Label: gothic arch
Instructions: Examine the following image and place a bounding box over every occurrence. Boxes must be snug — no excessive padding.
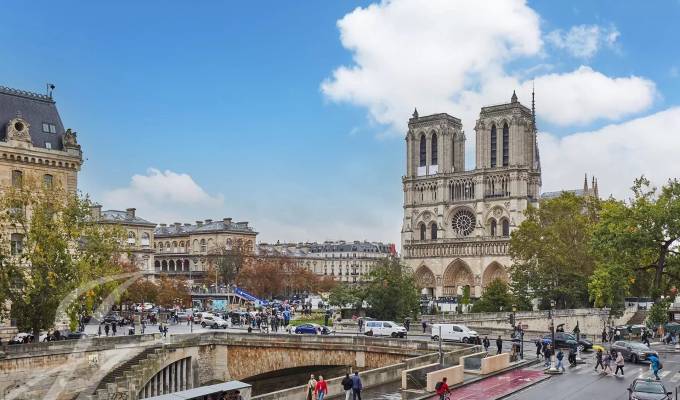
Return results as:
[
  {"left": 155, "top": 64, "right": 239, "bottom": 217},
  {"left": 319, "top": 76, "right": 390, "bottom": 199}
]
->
[
  {"left": 482, "top": 261, "right": 508, "bottom": 288},
  {"left": 414, "top": 265, "right": 436, "bottom": 289},
  {"left": 442, "top": 259, "right": 474, "bottom": 296}
]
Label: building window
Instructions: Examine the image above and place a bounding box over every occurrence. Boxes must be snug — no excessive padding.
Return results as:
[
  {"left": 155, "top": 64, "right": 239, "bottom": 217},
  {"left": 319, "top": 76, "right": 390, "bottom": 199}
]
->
[
  {"left": 127, "top": 231, "right": 136, "bottom": 246},
  {"left": 45, "top": 142, "right": 52, "bottom": 150},
  {"left": 419, "top": 134, "right": 426, "bottom": 167},
  {"left": 42, "top": 123, "right": 56, "bottom": 133},
  {"left": 11, "top": 170, "right": 22, "bottom": 187},
  {"left": 141, "top": 232, "right": 150, "bottom": 247},
  {"left": 200, "top": 239, "right": 207, "bottom": 253},
  {"left": 419, "top": 223, "right": 426, "bottom": 240},
  {"left": 490, "top": 219, "right": 497, "bottom": 236},
  {"left": 490, "top": 125, "right": 497, "bottom": 167},
  {"left": 43, "top": 174, "right": 53, "bottom": 189},
  {"left": 502, "top": 123, "right": 509, "bottom": 167},
  {"left": 10, "top": 233, "right": 23, "bottom": 255},
  {"left": 431, "top": 133, "right": 438, "bottom": 165},
  {"left": 502, "top": 219, "right": 510, "bottom": 237},
  {"left": 430, "top": 223, "right": 437, "bottom": 240}
]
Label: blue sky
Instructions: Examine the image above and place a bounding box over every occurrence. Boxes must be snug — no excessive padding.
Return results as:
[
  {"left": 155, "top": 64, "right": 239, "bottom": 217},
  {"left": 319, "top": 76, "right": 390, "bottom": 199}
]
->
[{"left": 2, "top": 1, "right": 679, "bottom": 246}]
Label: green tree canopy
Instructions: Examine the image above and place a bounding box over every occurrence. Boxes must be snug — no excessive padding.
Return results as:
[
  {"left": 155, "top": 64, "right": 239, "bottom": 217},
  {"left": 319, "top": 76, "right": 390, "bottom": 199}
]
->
[
  {"left": 509, "top": 192, "right": 599, "bottom": 309},
  {"left": 363, "top": 258, "right": 420, "bottom": 321},
  {"left": 471, "top": 278, "right": 512, "bottom": 313}
]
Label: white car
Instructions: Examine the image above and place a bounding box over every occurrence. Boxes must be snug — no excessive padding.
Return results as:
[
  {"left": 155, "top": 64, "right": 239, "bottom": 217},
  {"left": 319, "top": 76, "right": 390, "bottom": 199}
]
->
[
  {"left": 365, "top": 321, "right": 407, "bottom": 338},
  {"left": 201, "top": 315, "right": 228, "bottom": 329},
  {"left": 431, "top": 323, "right": 478, "bottom": 343}
]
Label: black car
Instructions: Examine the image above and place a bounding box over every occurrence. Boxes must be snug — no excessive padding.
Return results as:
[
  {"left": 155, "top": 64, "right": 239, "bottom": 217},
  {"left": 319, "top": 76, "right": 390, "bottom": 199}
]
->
[
  {"left": 628, "top": 378, "right": 672, "bottom": 400},
  {"left": 542, "top": 332, "right": 593, "bottom": 352}
]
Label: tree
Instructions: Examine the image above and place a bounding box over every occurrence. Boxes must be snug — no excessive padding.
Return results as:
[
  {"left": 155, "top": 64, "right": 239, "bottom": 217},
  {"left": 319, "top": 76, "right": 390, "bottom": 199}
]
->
[
  {"left": 471, "top": 279, "right": 512, "bottom": 313},
  {"left": 207, "top": 243, "right": 247, "bottom": 286},
  {"left": 328, "top": 284, "right": 365, "bottom": 310},
  {"left": 0, "top": 179, "right": 124, "bottom": 337},
  {"left": 363, "top": 258, "right": 419, "bottom": 320},
  {"left": 156, "top": 276, "right": 190, "bottom": 308},
  {"left": 509, "top": 192, "right": 599, "bottom": 309},
  {"left": 237, "top": 255, "right": 287, "bottom": 298},
  {"left": 590, "top": 177, "right": 680, "bottom": 302},
  {"left": 647, "top": 297, "right": 671, "bottom": 329}
]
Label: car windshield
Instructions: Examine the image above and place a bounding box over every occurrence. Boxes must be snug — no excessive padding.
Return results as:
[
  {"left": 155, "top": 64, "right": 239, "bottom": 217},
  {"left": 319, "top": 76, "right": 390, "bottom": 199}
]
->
[
  {"left": 634, "top": 381, "right": 665, "bottom": 394},
  {"left": 629, "top": 343, "right": 650, "bottom": 350}
]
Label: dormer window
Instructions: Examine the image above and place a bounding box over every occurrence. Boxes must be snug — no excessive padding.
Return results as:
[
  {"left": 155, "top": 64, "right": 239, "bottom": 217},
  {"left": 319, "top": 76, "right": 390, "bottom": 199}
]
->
[
  {"left": 42, "top": 123, "right": 57, "bottom": 134},
  {"left": 45, "top": 142, "right": 52, "bottom": 150}
]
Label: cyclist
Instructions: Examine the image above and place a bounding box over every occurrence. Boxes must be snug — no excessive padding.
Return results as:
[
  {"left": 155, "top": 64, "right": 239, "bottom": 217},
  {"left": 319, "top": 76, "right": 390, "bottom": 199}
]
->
[{"left": 435, "top": 377, "right": 449, "bottom": 400}]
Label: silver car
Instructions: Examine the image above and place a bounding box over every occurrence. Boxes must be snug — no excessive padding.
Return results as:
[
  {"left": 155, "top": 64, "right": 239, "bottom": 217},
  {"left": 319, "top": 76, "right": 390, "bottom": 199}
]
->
[{"left": 611, "top": 340, "right": 658, "bottom": 363}]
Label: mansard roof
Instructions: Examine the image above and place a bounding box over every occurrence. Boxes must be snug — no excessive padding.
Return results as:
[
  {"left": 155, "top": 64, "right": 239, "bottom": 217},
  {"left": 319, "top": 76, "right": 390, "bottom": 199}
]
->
[
  {"left": 154, "top": 219, "right": 257, "bottom": 237},
  {"left": 100, "top": 210, "right": 156, "bottom": 227},
  {"left": 0, "top": 85, "right": 67, "bottom": 150}
]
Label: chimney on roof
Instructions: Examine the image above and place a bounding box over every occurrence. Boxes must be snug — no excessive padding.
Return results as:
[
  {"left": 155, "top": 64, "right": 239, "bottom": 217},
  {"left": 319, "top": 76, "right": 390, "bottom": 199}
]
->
[
  {"left": 174, "top": 222, "right": 181, "bottom": 228},
  {"left": 237, "top": 221, "right": 248, "bottom": 227},
  {"left": 196, "top": 221, "right": 203, "bottom": 226},
  {"left": 223, "top": 217, "right": 232, "bottom": 225},
  {"left": 160, "top": 223, "right": 167, "bottom": 227},
  {"left": 184, "top": 223, "right": 191, "bottom": 226},
  {"left": 126, "top": 208, "right": 136, "bottom": 219},
  {"left": 90, "top": 204, "right": 102, "bottom": 220},
  {"left": 204, "top": 219, "right": 212, "bottom": 224}
]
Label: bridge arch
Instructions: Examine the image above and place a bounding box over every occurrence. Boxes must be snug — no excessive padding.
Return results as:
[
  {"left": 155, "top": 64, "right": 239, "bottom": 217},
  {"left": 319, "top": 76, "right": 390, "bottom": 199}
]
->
[{"left": 138, "top": 354, "right": 194, "bottom": 399}]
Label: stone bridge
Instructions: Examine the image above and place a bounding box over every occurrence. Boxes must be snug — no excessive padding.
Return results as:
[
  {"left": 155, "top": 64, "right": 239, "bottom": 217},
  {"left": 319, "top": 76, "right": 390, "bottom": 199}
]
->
[{"left": 0, "top": 332, "right": 457, "bottom": 400}]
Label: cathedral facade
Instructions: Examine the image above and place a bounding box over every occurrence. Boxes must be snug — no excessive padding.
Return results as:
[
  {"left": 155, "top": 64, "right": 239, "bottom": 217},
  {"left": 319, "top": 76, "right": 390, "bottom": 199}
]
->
[{"left": 401, "top": 92, "right": 541, "bottom": 299}]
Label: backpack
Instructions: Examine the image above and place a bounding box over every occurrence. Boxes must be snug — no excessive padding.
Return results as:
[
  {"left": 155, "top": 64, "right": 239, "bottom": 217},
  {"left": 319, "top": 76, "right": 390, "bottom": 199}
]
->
[{"left": 435, "top": 381, "right": 443, "bottom": 391}]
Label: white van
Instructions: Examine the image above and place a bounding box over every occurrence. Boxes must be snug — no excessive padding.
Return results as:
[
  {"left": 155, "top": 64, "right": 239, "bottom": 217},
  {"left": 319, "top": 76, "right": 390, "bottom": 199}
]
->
[
  {"left": 365, "top": 321, "right": 407, "bottom": 338},
  {"left": 431, "top": 323, "right": 478, "bottom": 343}
]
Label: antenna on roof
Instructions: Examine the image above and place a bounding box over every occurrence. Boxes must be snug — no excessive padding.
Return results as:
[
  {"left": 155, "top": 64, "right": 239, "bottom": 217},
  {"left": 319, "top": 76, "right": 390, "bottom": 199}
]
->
[{"left": 46, "top": 83, "right": 55, "bottom": 99}]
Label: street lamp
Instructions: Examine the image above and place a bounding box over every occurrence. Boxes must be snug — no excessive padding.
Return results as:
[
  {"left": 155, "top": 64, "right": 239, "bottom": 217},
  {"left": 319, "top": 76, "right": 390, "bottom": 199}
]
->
[{"left": 549, "top": 299, "right": 557, "bottom": 372}]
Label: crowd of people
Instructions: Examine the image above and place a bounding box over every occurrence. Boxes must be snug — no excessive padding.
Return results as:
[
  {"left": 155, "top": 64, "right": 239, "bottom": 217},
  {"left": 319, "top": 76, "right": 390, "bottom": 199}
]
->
[{"left": 307, "top": 371, "right": 363, "bottom": 400}]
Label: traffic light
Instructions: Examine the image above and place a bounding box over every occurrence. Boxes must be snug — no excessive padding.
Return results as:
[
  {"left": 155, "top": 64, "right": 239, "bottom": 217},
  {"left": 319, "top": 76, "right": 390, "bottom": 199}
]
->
[{"left": 508, "top": 313, "right": 515, "bottom": 327}]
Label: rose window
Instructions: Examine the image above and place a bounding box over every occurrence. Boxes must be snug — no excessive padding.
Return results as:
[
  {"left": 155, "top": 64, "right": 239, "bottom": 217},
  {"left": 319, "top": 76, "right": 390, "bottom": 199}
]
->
[{"left": 451, "top": 209, "right": 475, "bottom": 236}]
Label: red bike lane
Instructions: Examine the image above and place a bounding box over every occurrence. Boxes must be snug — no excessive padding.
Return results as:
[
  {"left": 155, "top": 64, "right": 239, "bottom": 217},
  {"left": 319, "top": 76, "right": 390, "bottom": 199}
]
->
[{"left": 430, "top": 369, "right": 548, "bottom": 400}]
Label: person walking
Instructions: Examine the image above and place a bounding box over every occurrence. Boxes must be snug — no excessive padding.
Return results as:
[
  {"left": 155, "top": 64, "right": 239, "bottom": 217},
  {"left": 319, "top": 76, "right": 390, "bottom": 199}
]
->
[
  {"left": 601, "top": 328, "right": 607, "bottom": 343},
  {"left": 306, "top": 374, "right": 317, "bottom": 400},
  {"left": 614, "top": 351, "right": 625, "bottom": 376},
  {"left": 351, "top": 371, "right": 363, "bottom": 400},
  {"left": 603, "top": 351, "right": 613, "bottom": 374},
  {"left": 341, "top": 373, "right": 353, "bottom": 400},
  {"left": 404, "top": 318, "right": 411, "bottom": 332},
  {"left": 648, "top": 354, "right": 662, "bottom": 380},
  {"left": 535, "top": 339, "right": 542, "bottom": 360},
  {"left": 435, "top": 377, "right": 449, "bottom": 400},
  {"left": 111, "top": 322, "right": 117, "bottom": 336},
  {"left": 594, "top": 348, "right": 604, "bottom": 371},
  {"left": 556, "top": 349, "right": 565, "bottom": 372},
  {"left": 543, "top": 344, "right": 552, "bottom": 368},
  {"left": 641, "top": 329, "right": 650, "bottom": 347},
  {"left": 104, "top": 323, "right": 110, "bottom": 337},
  {"left": 422, "top": 320, "right": 427, "bottom": 333},
  {"left": 483, "top": 336, "right": 490, "bottom": 353},
  {"left": 496, "top": 336, "right": 503, "bottom": 355},
  {"left": 315, "top": 376, "right": 328, "bottom": 400}
]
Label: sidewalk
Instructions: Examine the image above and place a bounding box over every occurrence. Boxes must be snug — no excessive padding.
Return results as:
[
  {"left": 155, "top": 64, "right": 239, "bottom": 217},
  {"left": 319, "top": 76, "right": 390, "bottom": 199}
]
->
[{"left": 427, "top": 369, "right": 548, "bottom": 400}]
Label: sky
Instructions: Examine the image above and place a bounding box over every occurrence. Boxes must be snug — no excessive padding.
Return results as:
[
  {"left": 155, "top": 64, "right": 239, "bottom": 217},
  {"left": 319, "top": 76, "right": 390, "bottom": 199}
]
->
[{"left": 1, "top": 0, "right": 679, "bottom": 247}]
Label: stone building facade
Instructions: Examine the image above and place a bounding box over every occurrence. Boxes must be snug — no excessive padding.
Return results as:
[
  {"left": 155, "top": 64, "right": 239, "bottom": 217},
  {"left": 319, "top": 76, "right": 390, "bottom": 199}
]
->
[
  {"left": 401, "top": 91, "right": 541, "bottom": 299},
  {"left": 257, "top": 241, "right": 396, "bottom": 284},
  {"left": 153, "top": 218, "right": 257, "bottom": 282}
]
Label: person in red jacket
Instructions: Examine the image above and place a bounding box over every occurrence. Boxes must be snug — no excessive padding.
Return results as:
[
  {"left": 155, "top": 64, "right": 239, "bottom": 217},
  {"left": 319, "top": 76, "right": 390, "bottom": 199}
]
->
[
  {"left": 435, "top": 377, "right": 449, "bottom": 400},
  {"left": 315, "top": 375, "right": 329, "bottom": 400}
]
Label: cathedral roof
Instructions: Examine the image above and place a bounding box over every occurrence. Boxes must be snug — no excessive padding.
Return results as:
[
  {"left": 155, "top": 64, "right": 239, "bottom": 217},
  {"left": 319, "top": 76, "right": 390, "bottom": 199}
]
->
[{"left": 0, "top": 85, "right": 67, "bottom": 150}]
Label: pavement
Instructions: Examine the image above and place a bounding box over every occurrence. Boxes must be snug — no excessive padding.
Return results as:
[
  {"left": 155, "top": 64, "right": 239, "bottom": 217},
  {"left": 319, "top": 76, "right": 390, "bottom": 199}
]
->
[{"left": 427, "top": 369, "right": 548, "bottom": 400}]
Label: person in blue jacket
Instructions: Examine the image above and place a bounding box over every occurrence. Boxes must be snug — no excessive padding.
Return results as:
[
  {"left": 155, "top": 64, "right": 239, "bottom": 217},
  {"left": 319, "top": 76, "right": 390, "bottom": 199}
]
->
[{"left": 648, "top": 354, "right": 662, "bottom": 380}]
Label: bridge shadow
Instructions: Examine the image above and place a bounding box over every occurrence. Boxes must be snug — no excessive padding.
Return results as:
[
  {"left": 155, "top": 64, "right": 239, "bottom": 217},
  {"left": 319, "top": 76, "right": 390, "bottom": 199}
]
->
[{"left": 239, "top": 364, "right": 350, "bottom": 396}]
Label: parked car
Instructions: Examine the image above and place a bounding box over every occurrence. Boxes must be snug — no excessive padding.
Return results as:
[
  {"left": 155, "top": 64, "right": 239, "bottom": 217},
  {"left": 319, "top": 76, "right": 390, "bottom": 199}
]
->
[
  {"left": 611, "top": 341, "right": 658, "bottom": 363},
  {"left": 430, "top": 324, "right": 479, "bottom": 343},
  {"left": 364, "top": 321, "right": 407, "bottom": 338},
  {"left": 627, "top": 378, "right": 672, "bottom": 400},
  {"left": 8, "top": 332, "right": 34, "bottom": 344},
  {"left": 294, "top": 323, "right": 332, "bottom": 335},
  {"left": 201, "top": 315, "right": 228, "bottom": 329},
  {"left": 542, "top": 332, "right": 592, "bottom": 352},
  {"left": 103, "top": 313, "right": 124, "bottom": 325},
  {"left": 62, "top": 331, "right": 89, "bottom": 340}
]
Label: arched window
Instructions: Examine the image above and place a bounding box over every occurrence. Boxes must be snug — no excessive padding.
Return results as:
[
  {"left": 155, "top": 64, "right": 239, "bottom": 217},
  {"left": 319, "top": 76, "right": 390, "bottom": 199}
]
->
[
  {"left": 419, "top": 223, "right": 426, "bottom": 240},
  {"left": 490, "top": 124, "right": 497, "bottom": 167},
  {"left": 184, "top": 259, "right": 190, "bottom": 271},
  {"left": 200, "top": 239, "right": 207, "bottom": 253},
  {"left": 490, "top": 219, "right": 497, "bottom": 236},
  {"left": 43, "top": 174, "right": 53, "bottom": 189},
  {"left": 127, "top": 231, "right": 135, "bottom": 246},
  {"left": 502, "top": 123, "right": 509, "bottom": 167},
  {"left": 141, "top": 232, "right": 150, "bottom": 247},
  {"left": 502, "top": 219, "right": 510, "bottom": 237},
  {"left": 430, "top": 223, "right": 438, "bottom": 240},
  {"left": 10, "top": 233, "right": 23, "bottom": 255},
  {"left": 154, "top": 260, "right": 160, "bottom": 270},
  {"left": 225, "top": 238, "right": 233, "bottom": 250},
  {"left": 169, "top": 260, "right": 175, "bottom": 271},
  {"left": 161, "top": 260, "right": 167, "bottom": 271},
  {"left": 193, "top": 239, "right": 199, "bottom": 253},
  {"left": 419, "top": 134, "right": 426, "bottom": 167},
  {"left": 431, "top": 133, "right": 438, "bottom": 165}
]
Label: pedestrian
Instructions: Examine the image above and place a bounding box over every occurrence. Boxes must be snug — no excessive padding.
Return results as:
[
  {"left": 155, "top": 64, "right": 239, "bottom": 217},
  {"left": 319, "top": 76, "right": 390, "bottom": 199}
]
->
[
  {"left": 603, "top": 351, "right": 613, "bottom": 374},
  {"left": 595, "top": 349, "right": 604, "bottom": 371},
  {"left": 351, "top": 371, "right": 363, "bottom": 400},
  {"left": 315, "top": 375, "right": 328, "bottom": 400},
  {"left": 601, "top": 328, "right": 607, "bottom": 343},
  {"left": 358, "top": 318, "right": 364, "bottom": 333},
  {"left": 341, "top": 373, "right": 353, "bottom": 400},
  {"left": 648, "top": 354, "right": 662, "bottom": 380},
  {"left": 98, "top": 324, "right": 101, "bottom": 337},
  {"left": 404, "top": 318, "right": 411, "bottom": 332},
  {"left": 163, "top": 325, "right": 168, "bottom": 338},
  {"left": 543, "top": 344, "right": 552, "bottom": 368},
  {"left": 568, "top": 349, "right": 576, "bottom": 367},
  {"left": 535, "top": 339, "right": 542, "bottom": 360},
  {"left": 111, "top": 323, "right": 117, "bottom": 336},
  {"left": 422, "top": 320, "right": 427, "bottom": 333},
  {"left": 496, "top": 335, "right": 502, "bottom": 355},
  {"left": 483, "top": 336, "right": 490, "bottom": 353},
  {"left": 306, "top": 374, "right": 317, "bottom": 400},
  {"left": 104, "top": 323, "right": 110, "bottom": 336},
  {"left": 614, "top": 351, "right": 624, "bottom": 376},
  {"left": 642, "top": 329, "right": 650, "bottom": 347},
  {"left": 556, "top": 349, "right": 565, "bottom": 372},
  {"left": 435, "top": 376, "right": 449, "bottom": 400}
]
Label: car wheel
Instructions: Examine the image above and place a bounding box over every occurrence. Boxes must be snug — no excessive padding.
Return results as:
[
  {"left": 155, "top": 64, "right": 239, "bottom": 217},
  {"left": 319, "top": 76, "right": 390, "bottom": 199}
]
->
[
  {"left": 462, "top": 337, "right": 469, "bottom": 343},
  {"left": 577, "top": 344, "right": 584, "bottom": 352},
  {"left": 631, "top": 354, "right": 638, "bottom": 363},
  {"left": 432, "top": 335, "right": 440, "bottom": 341},
  {"left": 391, "top": 332, "right": 398, "bottom": 338},
  {"left": 201, "top": 323, "right": 206, "bottom": 328}
]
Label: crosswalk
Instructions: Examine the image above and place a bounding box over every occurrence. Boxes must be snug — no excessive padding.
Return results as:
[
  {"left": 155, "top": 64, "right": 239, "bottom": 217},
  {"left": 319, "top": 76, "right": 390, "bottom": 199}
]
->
[{"left": 528, "top": 361, "right": 680, "bottom": 381}]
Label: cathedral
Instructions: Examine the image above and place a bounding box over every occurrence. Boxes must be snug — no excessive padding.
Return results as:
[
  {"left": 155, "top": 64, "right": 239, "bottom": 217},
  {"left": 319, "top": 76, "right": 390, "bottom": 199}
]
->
[{"left": 401, "top": 91, "right": 541, "bottom": 299}]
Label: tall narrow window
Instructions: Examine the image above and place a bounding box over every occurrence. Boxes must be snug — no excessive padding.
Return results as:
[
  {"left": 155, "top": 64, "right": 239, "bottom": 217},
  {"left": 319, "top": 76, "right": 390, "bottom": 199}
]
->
[
  {"left": 502, "top": 219, "right": 510, "bottom": 236},
  {"left": 502, "top": 123, "right": 509, "bottom": 166},
  {"left": 200, "top": 239, "right": 207, "bottom": 253},
  {"left": 11, "top": 170, "right": 23, "bottom": 187},
  {"left": 10, "top": 233, "right": 23, "bottom": 255},
  {"left": 490, "top": 125, "right": 497, "bottom": 167},
  {"left": 43, "top": 174, "right": 53, "bottom": 189},
  {"left": 419, "top": 223, "right": 426, "bottom": 240},
  {"left": 431, "top": 223, "right": 438, "bottom": 240},
  {"left": 431, "top": 133, "right": 438, "bottom": 165},
  {"left": 490, "top": 219, "right": 497, "bottom": 236},
  {"left": 419, "top": 134, "right": 426, "bottom": 167}
]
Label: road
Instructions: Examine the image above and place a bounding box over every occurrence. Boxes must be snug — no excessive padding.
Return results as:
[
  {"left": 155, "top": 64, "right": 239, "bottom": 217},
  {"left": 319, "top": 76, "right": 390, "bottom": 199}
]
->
[{"left": 505, "top": 343, "right": 680, "bottom": 400}]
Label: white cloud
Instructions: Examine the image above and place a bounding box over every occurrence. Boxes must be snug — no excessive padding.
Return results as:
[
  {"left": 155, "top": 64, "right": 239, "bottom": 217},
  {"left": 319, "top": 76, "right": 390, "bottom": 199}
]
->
[
  {"left": 322, "top": 0, "right": 655, "bottom": 134},
  {"left": 540, "top": 107, "right": 680, "bottom": 199},
  {"left": 546, "top": 24, "right": 620, "bottom": 59},
  {"left": 102, "top": 168, "right": 224, "bottom": 224}
]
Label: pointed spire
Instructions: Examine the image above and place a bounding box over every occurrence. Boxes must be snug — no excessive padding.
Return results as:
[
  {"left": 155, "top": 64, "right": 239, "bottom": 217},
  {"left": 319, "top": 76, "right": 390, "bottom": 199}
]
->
[
  {"left": 584, "top": 173, "right": 589, "bottom": 193},
  {"left": 594, "top": 178, "right": 599, "bottom": 198},
  {"left": 412, "top": 108, "right": 419, "bottom": 119},
  {"left": 511, "top": 90, "right": 518, "bottom": 103},
  {"left": 531, "top": 81, "right": 536, "bottom": 130}
]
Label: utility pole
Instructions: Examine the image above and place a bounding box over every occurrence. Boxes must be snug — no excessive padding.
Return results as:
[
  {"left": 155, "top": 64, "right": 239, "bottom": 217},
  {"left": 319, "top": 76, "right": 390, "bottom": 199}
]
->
[{"left": 438, "top": 325, "right": 443, "bottom": 365}]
